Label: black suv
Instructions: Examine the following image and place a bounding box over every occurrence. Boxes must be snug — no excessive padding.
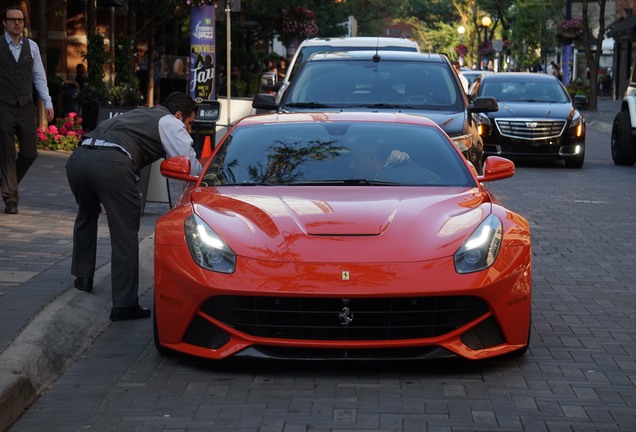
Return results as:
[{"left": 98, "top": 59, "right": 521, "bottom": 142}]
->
[{"left": 253, "top": 51, "right": 498, "bottom": 172}]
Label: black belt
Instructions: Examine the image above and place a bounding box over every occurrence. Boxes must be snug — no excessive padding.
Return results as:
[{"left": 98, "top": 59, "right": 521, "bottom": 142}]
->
[
  {"left": 82, "top": 145, "right": 121, "bottom": 151},
  {"left": 81, "top": 145, "right": 129, "bottom": 158}
]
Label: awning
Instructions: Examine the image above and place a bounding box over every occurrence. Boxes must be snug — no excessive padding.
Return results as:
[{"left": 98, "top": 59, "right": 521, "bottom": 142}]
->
[{"left": 608, "top": 15, "right": 636, "bottom": 39}]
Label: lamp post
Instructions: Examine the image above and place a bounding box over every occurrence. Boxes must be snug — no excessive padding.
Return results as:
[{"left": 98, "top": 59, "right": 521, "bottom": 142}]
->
[
  {"left": 457, "top": 25, "right": 466, "bottom": 66},
  {"left": 480, "top": 16, "right": 491, "bottom": 70}
]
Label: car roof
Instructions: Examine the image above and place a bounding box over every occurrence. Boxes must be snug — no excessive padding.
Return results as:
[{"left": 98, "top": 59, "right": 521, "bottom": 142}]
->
[
  {"left": 480, "top": 72, "right": 560, "bottom": 82},
  {"left": 305, "top": 50, "right": 447, "bottom": 63},
  {"left": 297, "top": 36, "right": 420, "bottom": 50},
  {"left": 238, "top": 111, "right": 440, "bottom": 128}
]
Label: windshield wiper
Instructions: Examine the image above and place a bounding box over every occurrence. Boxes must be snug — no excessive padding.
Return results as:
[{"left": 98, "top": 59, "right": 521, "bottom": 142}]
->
[
  {"left": 284, "top": 102, "right": 330, "bottom": 108},
  {"left": 343, "top": 103, "right": 405, "bottom": 109},
  {"left": 223, "top": 182, "right": 271, "bottom": 186},
  {"left": 288, "top": 179, "right": 403, "bottom": 186}
]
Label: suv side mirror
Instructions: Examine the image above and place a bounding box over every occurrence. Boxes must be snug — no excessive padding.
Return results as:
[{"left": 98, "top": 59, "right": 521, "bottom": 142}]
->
[
  {"left": 252, "top": 93, "right": 278, "bottom": 110},
  {"left": 470, "top": 96, "right": 499, "bottom": 113}
]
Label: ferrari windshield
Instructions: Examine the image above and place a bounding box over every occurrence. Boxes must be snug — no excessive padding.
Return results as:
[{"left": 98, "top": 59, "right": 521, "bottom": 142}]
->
[{"left": 202, "top": 121, "right": 475, "bottom": 187}]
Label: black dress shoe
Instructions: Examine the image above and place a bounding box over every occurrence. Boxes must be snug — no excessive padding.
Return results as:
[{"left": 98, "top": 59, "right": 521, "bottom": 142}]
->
[
  {"left": 74, "top": 277, "right": 93, "bottom": 292},
  {"left": 4, "top": 202, "right": 18, "bottom": 214},
  {"left": 110, "top": 305, "right": 151, "bottom": 322}
]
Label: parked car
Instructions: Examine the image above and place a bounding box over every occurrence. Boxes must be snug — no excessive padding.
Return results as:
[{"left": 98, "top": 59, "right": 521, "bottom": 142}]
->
[
  {"left": 253, "top": 51, "right": 498, "bottom": 173},
  {"left": 260, "top": 36, "right": 420, "bottom": 94},
  {"left": 470, "top": 72, "right": 586, "bottom": 168},
  {"left": 611, "top": 58, "right": 636, "bottom": 165},
  {"left": 154, "top": 111, "right": 532, "bottom": 361}
]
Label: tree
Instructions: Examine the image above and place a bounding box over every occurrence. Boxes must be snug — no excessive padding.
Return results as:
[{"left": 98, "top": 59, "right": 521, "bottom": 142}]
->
[{"left": 580, "top": 0, "right": 607, "bottom": 111}]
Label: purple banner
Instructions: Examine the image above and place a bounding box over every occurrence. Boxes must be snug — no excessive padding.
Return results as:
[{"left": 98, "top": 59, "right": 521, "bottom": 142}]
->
[{"left": 189, "top": 5, "right": 216, "bottom": 101}]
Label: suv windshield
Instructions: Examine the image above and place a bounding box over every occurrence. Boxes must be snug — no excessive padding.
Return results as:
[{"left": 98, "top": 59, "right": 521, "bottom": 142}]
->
[
  {"left": 285, "top": 60, "right": 463, "bottom": 111},
  {"left": 288, "top": 45, "right": 420, "bottom": 83}
]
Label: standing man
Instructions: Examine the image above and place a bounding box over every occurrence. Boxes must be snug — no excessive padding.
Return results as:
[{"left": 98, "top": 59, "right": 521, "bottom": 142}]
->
[
  {"left": 66, "top": 92, "right": 202, "bottom": 321},
  {"left": 0, "top": 5, "right": 54, "bottom": 214}
]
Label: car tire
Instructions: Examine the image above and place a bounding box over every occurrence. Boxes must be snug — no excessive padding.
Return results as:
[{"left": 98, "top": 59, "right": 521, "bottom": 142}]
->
[
  {"left": 565, "top": 147, "right": 585, "bottom": 168},
  {"left": 611, "top": 112, "right": 636, "bottom": 166}
]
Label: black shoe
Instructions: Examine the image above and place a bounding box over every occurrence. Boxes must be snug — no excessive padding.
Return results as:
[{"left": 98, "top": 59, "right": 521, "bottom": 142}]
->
[
  {"left": 74, "top": 277, "right": 93, "bottom": 292},
  {"left": 4, "top": 202, "right": 17, "bottom": 214},
  {"left": 110, "top": 305, "right": 151, "bottom": 322}
]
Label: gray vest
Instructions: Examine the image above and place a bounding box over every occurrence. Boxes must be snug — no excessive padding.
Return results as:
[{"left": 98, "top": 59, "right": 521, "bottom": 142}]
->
[
  {"left": 84, "top": 106, "right": 171, "bottom": 170},
  {"left": 0, "top": 36, "right": 33, "bottom": 106}
]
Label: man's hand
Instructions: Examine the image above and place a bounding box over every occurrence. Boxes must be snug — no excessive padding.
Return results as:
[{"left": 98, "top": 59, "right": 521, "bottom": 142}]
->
[
  {"left": 45, "top": 108, "right": 54, "bottom": 123},
  {"left": 386, "top": 150, "right": 410, "bottom": 165}
]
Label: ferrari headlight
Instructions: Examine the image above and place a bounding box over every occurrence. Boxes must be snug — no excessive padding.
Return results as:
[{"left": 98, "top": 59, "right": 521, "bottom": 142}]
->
[
  {"left": 184, "top": 214, "right": 236, "bottom": 273},
  {"left": 454, "top": 214, "right": 502, "bottom": 274}
]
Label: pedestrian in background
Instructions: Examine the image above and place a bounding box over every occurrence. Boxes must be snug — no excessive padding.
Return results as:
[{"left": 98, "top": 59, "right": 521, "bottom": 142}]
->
[
  {"left": 0, "top": 5, "right": 54, "bottom": 215},
  {"left": 550, "top": 61, "right": 563, "bottom": 81},
  {"left": 66, "top": 92, "right": 202, "bottom": 321},
  {"left": 451, "top": 61, "right": 469, "bottom": 93}
]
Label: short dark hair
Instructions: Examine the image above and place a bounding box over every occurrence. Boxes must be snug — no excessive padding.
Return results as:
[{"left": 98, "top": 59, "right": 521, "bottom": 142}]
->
[
  {"left": 4, "top": 5, "right": 23, "bottom": 20},
  {"left": 162, "top": 92, "right": 198, "bottom": 118}
]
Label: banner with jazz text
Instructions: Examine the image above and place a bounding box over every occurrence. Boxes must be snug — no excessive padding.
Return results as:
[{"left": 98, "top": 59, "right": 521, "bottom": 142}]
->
[{"left": 189, "top": 5, "right": 216, "bottom": 101}]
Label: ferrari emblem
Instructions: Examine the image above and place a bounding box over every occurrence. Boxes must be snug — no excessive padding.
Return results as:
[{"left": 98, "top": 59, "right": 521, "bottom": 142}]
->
[
  {"left": 342, "top": 271, "right": 350, "bottom": 280},
  {"left": 339, "top": 306, "right": 353, "bottom": 326}
]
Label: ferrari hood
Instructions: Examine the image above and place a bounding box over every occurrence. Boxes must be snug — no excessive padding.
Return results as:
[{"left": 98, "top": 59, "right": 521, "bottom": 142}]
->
[
  {"left": 491, "top": 102, "right": 574, "bottom": 119},
  {"left": 190, "top": 187, "right": 491, "bottom": 262}
]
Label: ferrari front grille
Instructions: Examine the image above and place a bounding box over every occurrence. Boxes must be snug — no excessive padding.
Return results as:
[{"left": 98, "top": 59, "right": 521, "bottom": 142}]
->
[
  {"left": 201, "top": 296, "right": 489, "bottom": 341},
  {"left": 495, "top": 118, "right": 566, "bottom": 140}
]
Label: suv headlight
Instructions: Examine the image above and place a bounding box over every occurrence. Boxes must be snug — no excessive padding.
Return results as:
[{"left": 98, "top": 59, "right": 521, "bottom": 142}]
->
[
  {"left": 185, "top": 214, "right": 236, "bottom": 273},
  {"left": 454, "top": 214, "right": 502, "bottom": 274},
  {"left": 569, "top": 112, "right": 585, "bottom": 138}
]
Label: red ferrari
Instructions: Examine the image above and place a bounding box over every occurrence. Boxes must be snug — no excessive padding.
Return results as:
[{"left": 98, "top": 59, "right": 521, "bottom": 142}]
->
[{"left": 154, "top": 112, "right": 532, "bottom": 361}]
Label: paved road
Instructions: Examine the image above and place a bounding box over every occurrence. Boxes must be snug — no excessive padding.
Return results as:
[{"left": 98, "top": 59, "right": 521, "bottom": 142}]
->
[{"left": 3, "top": 99, "right": 636, "bottom": 431}]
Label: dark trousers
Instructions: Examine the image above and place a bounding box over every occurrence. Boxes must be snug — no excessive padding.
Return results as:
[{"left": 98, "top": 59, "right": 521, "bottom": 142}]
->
[
  {"left": 0, "top": 101, "right": 38, "bottom": 205},
  {"left": 66, "top": 146, "right": 142, "bottom": 308}
]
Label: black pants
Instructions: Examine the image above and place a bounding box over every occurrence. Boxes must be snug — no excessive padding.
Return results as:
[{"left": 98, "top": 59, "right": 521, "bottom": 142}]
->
[
  {"left": 66, "top": 146, "right": 142, "bottom": 308},
  {"left": 0, "top": 101, "right": 38, "bottom": 205}
]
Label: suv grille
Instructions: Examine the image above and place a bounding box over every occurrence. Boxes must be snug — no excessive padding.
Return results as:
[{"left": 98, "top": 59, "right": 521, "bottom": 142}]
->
[
  {"left": 495, "top": 118, "right": 566, "bottom": 140},
  {"left": 201, "top": 295, "right": 489, "bottom": 341}
]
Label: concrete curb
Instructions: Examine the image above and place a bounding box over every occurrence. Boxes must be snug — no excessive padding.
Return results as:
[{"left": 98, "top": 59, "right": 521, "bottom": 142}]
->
[{"left": 0, "top": 236, "right": 154, "bottom": 432}]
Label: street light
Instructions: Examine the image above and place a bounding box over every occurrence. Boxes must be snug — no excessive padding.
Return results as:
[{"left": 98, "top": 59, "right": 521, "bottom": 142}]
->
[
  {"left": 480, "top": 16, "right": 492, "bottom": 70},
  {"left": 481, "top": 16, "right": 492, "bottom": 42},
  {"left": 457, "top": 25, "right": 466, "bottom": 66},
  {"left": 457, "top": 25, "right": 465, "bottom": 43}
]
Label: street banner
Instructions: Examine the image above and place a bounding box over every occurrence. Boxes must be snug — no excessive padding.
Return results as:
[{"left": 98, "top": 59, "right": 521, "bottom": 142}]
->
[{"left": 190, "top": 5, "right": 216, "bottom": 101}]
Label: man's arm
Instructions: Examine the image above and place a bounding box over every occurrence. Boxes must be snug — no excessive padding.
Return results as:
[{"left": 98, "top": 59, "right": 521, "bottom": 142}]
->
[
  {"left": 30, "top": 40, "right": 54, "bottom": 122},
  {"left": 158, "top": 115, "right": 203, "bottom": 175}
]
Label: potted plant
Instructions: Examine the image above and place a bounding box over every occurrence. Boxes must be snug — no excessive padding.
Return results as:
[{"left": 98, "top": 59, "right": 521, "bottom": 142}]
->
[{"left": 79, "top": 33, "right": 110, "bottom": 131}]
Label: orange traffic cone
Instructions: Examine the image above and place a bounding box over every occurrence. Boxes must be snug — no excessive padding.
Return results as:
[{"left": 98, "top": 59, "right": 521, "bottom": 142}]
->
[{"left": 201, "top": 136, "right": 212, "bottom": 158}]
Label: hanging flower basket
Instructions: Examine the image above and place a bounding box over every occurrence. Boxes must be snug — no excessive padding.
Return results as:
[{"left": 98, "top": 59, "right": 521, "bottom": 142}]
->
[
  {"left": 183, "top": 0, "right": 216, "bottom": 6},
  {"left": 558, "top": 18, "right": 584, "bottom": 41},
  {"left": 454, "top": 44, "right": 468, "bottom": 57},
  {"left": 273, "top": 6, "right": 319, "bottom": 40},
  {"left": 478, "top": 41, "right": 494, "bottom": 58}
]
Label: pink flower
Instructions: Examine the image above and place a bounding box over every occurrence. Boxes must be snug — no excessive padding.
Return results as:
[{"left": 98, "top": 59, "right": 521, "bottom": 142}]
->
[{"left": 48, "top": 125, "right": 59, "bottom": 134}]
